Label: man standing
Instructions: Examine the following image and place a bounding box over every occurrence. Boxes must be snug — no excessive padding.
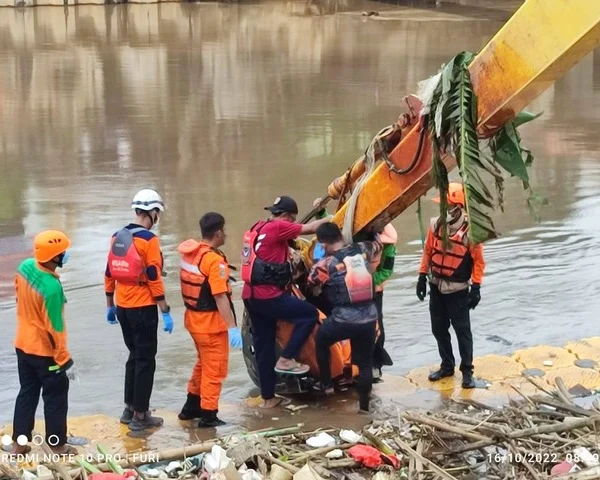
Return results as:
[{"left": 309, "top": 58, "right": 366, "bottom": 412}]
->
[
  {"left": 308, "top": 223, "right": 382, "bottom": 413},
  {"left": 241, "top": 196, "right": 330, "bottom": 408},
  {"left": 104, "top": 189, "right": 174, "bottom": 431},
  {"left": 416, "top": 183, "right": 485, "bottom": 389},
  {"left": 177, "top": 212, "right": 242, "bottom": 427},
  {"left": 12, "top": 230, "right": 77, "bottom": 455}
]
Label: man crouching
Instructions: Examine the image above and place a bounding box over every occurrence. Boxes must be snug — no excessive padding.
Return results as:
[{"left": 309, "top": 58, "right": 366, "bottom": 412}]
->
[{"left": 307, "top": 223, "right": 382, "bottom": 413}]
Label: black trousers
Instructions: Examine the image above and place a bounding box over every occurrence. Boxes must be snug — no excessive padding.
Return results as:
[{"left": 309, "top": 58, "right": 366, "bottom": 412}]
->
[
  {"left": 315, "top": 318, "right": 376, "bottom": 411},
  {"left": 117, "top": 305, "right": 158, "bottom": 412},
  {"left": 372, "top": 292, "right": 393, "bottom": 370},
  {"left": 13, "top": 349, "right": 69, "bottom": 446},
  {"left": 429, "top": 284, "right": 473, "bottom": 375}
]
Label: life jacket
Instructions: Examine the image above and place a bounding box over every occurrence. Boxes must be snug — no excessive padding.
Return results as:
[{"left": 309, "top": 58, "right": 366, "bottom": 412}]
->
[
  {"left": 240, "top": 221, "right": 291, "bottom": 289},
  {"left": 430, "top": 219, "right": 473, "bottom": 283},
  {"left": 324, "top": 245, "right": 374, "bottom": 307},
  {"left": 178, "top": 240, "right": 232, "bottom": 313},
  {"left": 107, "top": 227, "right": 146, "bottom": 284}
]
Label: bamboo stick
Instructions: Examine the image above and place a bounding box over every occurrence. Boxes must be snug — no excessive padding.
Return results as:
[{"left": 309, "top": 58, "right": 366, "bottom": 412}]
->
[
  {"left": 402, "top": 413, "right": 491, "bottom": 443},
  {"left": 394, "top": 437, "right": 458, "bottom": 480}
]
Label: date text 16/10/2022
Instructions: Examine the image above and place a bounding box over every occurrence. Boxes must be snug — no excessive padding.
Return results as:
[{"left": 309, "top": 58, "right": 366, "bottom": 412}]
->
[{"left": 487, "top": 452, "right": 562, "bottom": 464}]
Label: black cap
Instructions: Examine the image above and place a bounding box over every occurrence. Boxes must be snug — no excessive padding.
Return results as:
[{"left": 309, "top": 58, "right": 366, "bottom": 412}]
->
[{"left": 264, "top": 196, "right": 299, "bottom": 215}]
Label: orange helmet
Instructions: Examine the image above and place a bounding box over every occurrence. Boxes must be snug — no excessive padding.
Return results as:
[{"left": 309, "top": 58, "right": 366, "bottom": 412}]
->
[
  {"left": 432, "top": 183, "right": 465, "bottom": 207},
  {"left": 34, "top": 230, "right": 71, "bottom": 263}
]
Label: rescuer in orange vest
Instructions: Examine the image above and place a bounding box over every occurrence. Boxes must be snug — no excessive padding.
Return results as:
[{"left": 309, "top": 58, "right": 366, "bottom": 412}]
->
[
  {"left": 177, "top": 212, "right": 242, "bottom": 428},
  {"left": 416, "top": 183, "right": 485, "bottom": 389},
  {"left": 12, "top": 230, "right": 77, "bottom": 455}
]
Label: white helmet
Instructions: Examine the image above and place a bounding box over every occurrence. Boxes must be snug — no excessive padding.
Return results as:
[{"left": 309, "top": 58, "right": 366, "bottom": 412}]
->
[{"left": 131, "top": 189, "right": 165, "bottom": 212}]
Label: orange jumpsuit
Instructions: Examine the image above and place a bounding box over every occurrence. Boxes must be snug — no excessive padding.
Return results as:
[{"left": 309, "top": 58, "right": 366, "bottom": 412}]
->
[{"left": 178, "top": 240, "right": 233, "bottom": 412}]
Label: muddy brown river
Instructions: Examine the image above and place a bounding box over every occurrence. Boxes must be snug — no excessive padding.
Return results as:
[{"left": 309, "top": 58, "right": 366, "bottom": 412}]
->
[{"left": 1, "top": 0, "right": 600, "bottom": 427}]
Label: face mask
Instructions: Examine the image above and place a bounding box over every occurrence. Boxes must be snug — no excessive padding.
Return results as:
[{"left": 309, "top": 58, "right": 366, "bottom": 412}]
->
[{"left": 58, "top": 250, "right": 70, "bottom": 268}]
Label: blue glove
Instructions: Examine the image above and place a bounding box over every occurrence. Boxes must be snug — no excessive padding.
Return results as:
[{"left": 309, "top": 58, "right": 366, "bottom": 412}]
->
[
  {"left": 228, "top": 328, "right": 243, "bottom": 349},
  {"left": 107, "top": 306, "right": 118, "bottom": 325},
  {"left": 162, "top": 312, "right": 174, "bottom": 334}
]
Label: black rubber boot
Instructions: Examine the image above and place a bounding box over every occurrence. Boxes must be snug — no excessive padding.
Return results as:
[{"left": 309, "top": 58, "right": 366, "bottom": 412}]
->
[
  {"left": 178, "top": 393, "right": 202, "bottom": 421},
  {"left": 198, "top": 410, "right": 226, "bottom": 428},
  {"left": 462, "top": 373, "right": 476, "bottom": 389},
  {"left": 428, "top": 369, "right": 455, "bottom": 382}
]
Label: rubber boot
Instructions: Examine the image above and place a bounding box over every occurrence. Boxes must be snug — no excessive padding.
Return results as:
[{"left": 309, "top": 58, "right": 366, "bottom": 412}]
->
[
  {"left": 428, "top": 369, "right": 454, "bottom": 382},
  {"left": 462, "top": 372, "right": 476, "bottom": 389},
  {"left": 198, "top": 410, "right": 226, "bottom": 428},
  {"left": 178, "top": 393, "right": 203, "bottom": 420}
]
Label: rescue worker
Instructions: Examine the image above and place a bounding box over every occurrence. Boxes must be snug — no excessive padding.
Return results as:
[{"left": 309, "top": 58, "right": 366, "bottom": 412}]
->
[
  {"left": 12, "top": 230, "right": 77, "bottom": 455},
  {"left": 416, "top": 183, "right": 485, "bottom": 389},
  {"left": 311, "top": 198, "right": 396, "bottom": 381},
  {"left": 372, "top": 224, "right": 397, "bottom": 381},
  {"left": 308, "top": 222, "right": 382, "bottom": 413},
  {"left": 241, "top": 196, "right": 331, "bottom": 409},
  {"left": 177, "top": 212, "right": 242, "bottom": 427},
  {"left": 104, "top": 189, "right": 174, "bottom": 431}
]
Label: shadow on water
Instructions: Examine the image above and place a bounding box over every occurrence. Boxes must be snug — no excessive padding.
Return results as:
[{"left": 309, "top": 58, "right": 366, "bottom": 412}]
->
[{"left": 1, "top": 0, "right": 600, "bottom": 431}]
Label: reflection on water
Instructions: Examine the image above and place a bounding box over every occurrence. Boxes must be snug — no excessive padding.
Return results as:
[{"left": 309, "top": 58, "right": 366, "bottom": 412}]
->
[{"left": 1, "top": 1, "right": 600, "bottom": 424}]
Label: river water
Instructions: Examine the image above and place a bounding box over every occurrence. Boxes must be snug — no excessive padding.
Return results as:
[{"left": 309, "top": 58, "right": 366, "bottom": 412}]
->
[{"left": 1, "top": 0, "right": 600, "bottom": 426}]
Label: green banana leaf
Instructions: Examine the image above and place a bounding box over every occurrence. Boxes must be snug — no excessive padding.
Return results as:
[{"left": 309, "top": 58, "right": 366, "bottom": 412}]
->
[{"left": 427, "top": 51, "right": 543, "bottom": 245}]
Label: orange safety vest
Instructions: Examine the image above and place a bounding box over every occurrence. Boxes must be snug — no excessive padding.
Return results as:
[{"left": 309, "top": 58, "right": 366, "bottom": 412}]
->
[
  {"left": 430, "top": 221, "right": 473, "bottom": 283},
  {"left": 179, "top": 241, "right": 230, "bottom": 312}
]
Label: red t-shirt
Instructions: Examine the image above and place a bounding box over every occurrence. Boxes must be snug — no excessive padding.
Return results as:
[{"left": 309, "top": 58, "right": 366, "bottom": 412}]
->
[{"left": 242, "top": 220, "right": 303, "bottom": 300}]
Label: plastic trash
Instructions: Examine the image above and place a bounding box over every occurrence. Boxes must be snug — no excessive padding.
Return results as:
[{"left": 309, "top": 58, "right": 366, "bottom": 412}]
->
[
  {"left": 240, "top": 469, "right": 262, "bottom": 480},
  {"left": 348, "top": 445, "right": 400, "bottom": 469},
  {"left": 306, "top": 432, "right": 336, "bottom": 448},
  {"left": 339, "top": 430, "right": 362, "bottom": 444},
  {"left": 144, "top": 469, "right": 161, "bottom": 478},
  {"left": 574, "top": 447, "right": 600, "bottom": 468},
  {"left": 21, "top": 471, "right": 37, "bottom": 480},
  {"left": 550, "top": 461, "right": 577, "bottom": 476},
  {"left": 543, "top": 360, "right": 553, "bottom": 367},
  {"left": 89, "top": 474, "right": 128, "bottom": 480},
  {"left": 325, "top": 449, "right": 344, "bottom": 459},
  {"left": 165, "top": 461, "right": 183, "bottom": 478},
  {"left": 205, "top": 445, "right": 233, "bottom": 474}
]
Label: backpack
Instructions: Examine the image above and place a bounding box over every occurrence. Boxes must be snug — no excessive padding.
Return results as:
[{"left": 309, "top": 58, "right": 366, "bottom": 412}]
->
[{"left": 107, "top": 227, "right": 146, "bottom": 284}]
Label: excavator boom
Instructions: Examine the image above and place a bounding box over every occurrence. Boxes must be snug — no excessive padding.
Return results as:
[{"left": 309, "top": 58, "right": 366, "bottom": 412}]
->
[{"left": 332, "top": 0, "right": 600, "bottom": 235}]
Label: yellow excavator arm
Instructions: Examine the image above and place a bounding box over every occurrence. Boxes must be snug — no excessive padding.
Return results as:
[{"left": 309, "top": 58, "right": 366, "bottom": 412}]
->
[{"left": 329, "top": 0, "right": 600, "bottom": 236}]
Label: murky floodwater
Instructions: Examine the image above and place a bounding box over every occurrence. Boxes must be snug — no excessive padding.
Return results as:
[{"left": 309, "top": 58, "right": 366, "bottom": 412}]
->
[{"left": 1, "top": 0, "right": 600, "bottom": 428}]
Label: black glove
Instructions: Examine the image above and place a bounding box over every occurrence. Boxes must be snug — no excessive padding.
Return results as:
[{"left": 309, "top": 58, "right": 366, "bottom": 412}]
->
[
  {"left": 416, "top": 274, "right": 427, "bottom": 301},
  {"left": 469, "top": 284, "right": 481, "bottom": 310}
]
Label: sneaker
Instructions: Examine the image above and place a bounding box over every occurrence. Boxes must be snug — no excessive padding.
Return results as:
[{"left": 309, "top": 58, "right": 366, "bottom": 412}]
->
[
  {"left": 120, "top": 407, "right": 134, "bottom": 425},
  {"left": 427, "top": 369, "right": 454, "bottom": 382},
  {"left": 129, "top": 411, "right": 164, "bottom": 431},
  {"left": 198, "top": 410, "right": 226, "bottom": 428},
  {"left": 178, "top": 393, "right": 203, "bottom": 421}
]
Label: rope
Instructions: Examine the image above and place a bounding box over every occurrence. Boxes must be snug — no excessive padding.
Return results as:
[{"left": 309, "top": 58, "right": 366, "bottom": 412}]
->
[{"left": 342, "top": 125, "right": 395, "bottom": 243}]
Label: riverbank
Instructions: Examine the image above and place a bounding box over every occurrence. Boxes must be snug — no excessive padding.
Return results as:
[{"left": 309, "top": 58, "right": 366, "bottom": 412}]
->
[{"left": 4, "top": 372, "right": 600, "bottom": 479}]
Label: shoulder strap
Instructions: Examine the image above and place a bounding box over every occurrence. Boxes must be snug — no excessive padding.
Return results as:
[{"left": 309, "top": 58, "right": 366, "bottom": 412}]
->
[{"left": 128, "top": 227, "right": 147, "bottom": 235}]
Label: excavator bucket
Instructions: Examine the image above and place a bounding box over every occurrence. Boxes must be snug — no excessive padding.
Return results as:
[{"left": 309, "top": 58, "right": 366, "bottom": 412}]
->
[{"left": 242, "top": 0, "right": 600, "bottom": 392}]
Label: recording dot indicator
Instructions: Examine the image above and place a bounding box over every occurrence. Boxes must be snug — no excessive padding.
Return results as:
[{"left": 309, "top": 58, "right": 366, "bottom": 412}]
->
[
  {"left": 1, "top": 435, "right": 12, "bottom": 446},
  {"left": 17, "top": 435, "right": 28, "bottom": 446}
]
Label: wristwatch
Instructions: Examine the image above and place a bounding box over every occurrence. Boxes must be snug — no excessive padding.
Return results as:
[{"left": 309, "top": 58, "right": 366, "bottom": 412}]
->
[{"left": 162, "top": 305, "right": 171, "bottom": 314}]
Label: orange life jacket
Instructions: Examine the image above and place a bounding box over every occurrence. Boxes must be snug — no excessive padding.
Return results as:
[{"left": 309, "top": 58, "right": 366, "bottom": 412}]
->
[
  {"left": 178, "top": 240, "right": 229, "bottom": 312},
  {"left": 430, "top": 221, "right": 473, "bottom": 283}
]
